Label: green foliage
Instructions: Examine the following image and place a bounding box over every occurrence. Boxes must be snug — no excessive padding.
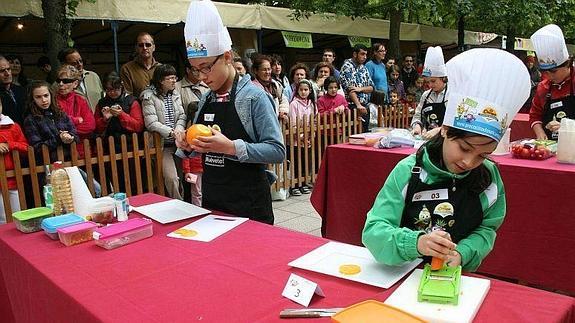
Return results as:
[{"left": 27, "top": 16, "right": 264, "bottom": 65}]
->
[{"left": 67, "top": 0, "right": 97, "bottom": 16}]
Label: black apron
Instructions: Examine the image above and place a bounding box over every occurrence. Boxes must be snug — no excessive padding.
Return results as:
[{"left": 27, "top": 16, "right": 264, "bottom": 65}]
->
[
  {"left": 420, "top": 87, "right": 447, "bottom": 131},
  {"left": 197, "top": 75, "right": 274, "bottom": 224},
  {"left": 400, "top": 154, "right": 484, "bottom": 262},
  {"left": 542, "top": 78, "right": 575, "bottom": 140}
]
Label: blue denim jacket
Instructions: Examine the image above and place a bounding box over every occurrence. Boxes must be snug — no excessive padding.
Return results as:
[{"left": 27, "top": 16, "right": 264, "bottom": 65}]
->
[{"left": 178, "top": 74, "right": 285, "bottom": 165}]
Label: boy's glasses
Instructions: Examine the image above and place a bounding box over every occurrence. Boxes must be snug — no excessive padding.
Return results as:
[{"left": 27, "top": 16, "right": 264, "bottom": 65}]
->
[
  {"left": 56, "top": 78, "right": 76, "bottom": 84},
  {"left": 189, "top": 54, "right": 223, "bottom": 75}
]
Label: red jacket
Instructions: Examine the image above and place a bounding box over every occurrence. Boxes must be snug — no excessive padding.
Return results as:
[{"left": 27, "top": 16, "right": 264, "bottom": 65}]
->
[
  {"left": 182, "top": 155, "right": 203, "bottom": 174},
  {"left": 57, "top": 92, "right": 96, "bottom": 157},
  {"left": 0, "top": 118, "right": 28, "bottom": 190},
  {"left": 529, "top": 69, "right": 575, "bottom": 128},
  {"left": 317, "top": 93, "right": 349, "bottom": 115}
]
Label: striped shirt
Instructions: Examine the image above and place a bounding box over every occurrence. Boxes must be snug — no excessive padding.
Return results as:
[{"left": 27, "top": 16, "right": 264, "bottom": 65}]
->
[{"left": 163, "top": 93, "right": 175, "bottom": 142}]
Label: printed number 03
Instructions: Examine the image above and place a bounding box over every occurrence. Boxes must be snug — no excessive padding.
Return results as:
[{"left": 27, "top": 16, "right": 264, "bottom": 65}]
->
[{"left": 431, "top": 193, "right": 440, "bottom": 199}]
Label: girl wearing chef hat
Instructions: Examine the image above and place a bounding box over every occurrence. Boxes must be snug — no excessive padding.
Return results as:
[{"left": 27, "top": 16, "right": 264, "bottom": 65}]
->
[
  {"left": 529, "top": 24, "right": 574, "bottom": 140},
  {"left": 363, "top": 48, "right": 530, "bottom": 271},
  {"left": 175, "top": 0, "right": 285, "bottom": 224},
  {"left": 411, "top": 46, "right": 448, "bottom": 139}
]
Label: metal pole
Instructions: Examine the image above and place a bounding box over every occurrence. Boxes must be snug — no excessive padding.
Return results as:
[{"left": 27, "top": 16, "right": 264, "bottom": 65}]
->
[{"left": 111, "top": 20, "right": 119, "bottom": 73}]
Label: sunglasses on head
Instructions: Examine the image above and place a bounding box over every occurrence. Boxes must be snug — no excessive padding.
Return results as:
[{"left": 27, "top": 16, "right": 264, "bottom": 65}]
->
[
  {"left": 56, "top": 78, "right": 76, "bottom": 84},
  {"left": 138, "top": 42, "right": 153, "bottom": 48}
]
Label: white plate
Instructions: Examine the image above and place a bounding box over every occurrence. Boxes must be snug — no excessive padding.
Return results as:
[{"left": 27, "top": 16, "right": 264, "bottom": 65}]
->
[{"left": 133, "top": 199, "right": 210, "bottom": 224}]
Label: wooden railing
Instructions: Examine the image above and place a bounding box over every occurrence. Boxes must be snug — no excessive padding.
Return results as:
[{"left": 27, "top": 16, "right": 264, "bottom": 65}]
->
[
  {"left": 0, "top": 132, "right": 165, "bottom": 222},
  {"left": 1, "top": 105, "right": 412, "bottom": 220}
]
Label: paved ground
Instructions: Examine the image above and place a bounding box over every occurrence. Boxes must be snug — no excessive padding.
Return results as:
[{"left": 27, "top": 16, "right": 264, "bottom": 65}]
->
[{"left": 272, "top": 193, "right": 322, "bottom": 237}]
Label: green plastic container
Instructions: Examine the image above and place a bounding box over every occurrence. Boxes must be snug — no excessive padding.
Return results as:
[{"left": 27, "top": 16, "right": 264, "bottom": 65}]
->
[{"left": 13, "top": 207, "right": 54, "bottom": 233}]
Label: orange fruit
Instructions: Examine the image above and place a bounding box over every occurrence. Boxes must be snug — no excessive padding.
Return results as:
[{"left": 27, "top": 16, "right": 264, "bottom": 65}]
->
[{"left": 186, "top": 124, "right": 212, "bottom": 144}]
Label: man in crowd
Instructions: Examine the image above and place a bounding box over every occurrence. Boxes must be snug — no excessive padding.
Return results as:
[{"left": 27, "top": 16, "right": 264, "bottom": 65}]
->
[
  {"left": 401, "top": 54, "right": 419, "bottom": 89},
  {"left": 58, "top": 48, "right": 104, "bottom": 112},
  {"left": 0, "top": 56, "right": 26, "bottom": 125},
  {"left": 120, "top": 32, "right": 161, "bottom": 98},
  {"left": 340, "top": 44, "right": 374, "bottom": 132},
  {"left": 322, "top": 48, "right": 340, "bottom": 79}
]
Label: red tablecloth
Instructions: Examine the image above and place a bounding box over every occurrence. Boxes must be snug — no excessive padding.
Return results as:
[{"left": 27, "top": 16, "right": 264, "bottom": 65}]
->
[
  {"left": 0, "top": 193, "right": 574, "bottom": 322},
  {"left": 510, "top": 113, "right": 533, "bottom": 141},
  {"left": 311, "top": 144, "right": 575, "bottom": 294}
]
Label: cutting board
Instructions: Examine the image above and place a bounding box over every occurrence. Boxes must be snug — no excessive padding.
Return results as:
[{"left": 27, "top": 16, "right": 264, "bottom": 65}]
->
[{"left": 384, "top": 269, "right": 490, "bottom": 323}]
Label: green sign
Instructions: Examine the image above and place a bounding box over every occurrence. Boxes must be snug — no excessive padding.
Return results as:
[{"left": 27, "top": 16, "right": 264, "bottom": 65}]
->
[
  {"left": 348, "top": 36, "right": 371, "bottom": 48},
  {"left": 281, "top": 31, "right": 313, "bottom": 49}
]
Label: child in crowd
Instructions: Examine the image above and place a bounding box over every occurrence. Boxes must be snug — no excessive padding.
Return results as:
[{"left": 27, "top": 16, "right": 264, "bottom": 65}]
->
[
  {"left": 388, "top": 65, "right": 406, "bottom": 101},
  {"left": 0, "top": 99, "right": 28, "bottom": 223},
  {"left": 288, "top": 79, "right": 316, "bottom": 196},
  {"left": 23, "top": 81, "right": 78, "bottom": 162},
  {"left": 317, "top": 76, "right": 348, "bottom": 115},
  {"left": 362, "top": 48, "right": 530, "bottom": 272},
  {"left": 182, "top": 101, "right": 203, "bottom": 206},
  {"left": 389, "top": 90, "right": 401, "bottom": 110},
  {"left": 367, "top": 90, "right": 386, "bottom": 130},
  {"left": 405, "top": 90, "right": 417, "bottom": 115},
  {"left": 233, "top": 58, "right": 247, "bottom": 77},
  {"left": 410, "top": 76, "right": 426, "bottom": 102}
]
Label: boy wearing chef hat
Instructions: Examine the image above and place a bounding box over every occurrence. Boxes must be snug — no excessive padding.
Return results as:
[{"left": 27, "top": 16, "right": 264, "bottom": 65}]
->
[
  {"left": 529, "top": 24, "right": 574, "bottom": 140},
  {"left": 175, "top": 0, "right": 285, "bottom": 225},
  {"left": 411, "top": 46, "right": 448, "bottom": 139},
  {"left": 363, "top": 48, "right": 530, "bottom": 271}
]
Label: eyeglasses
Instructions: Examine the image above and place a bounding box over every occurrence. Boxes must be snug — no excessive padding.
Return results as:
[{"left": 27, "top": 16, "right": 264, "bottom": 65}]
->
[
  {"left": 190, "top": 54, "right": 223, "bottom": 75},
  {"left": 0, "top": 67, "right": 11, "bottom": 74},
  {"left": 137, "top": 42, "right": 153, "bottom": 48},
  {"left": 56, "top": 78, "right": 76, "bottom": 84}
]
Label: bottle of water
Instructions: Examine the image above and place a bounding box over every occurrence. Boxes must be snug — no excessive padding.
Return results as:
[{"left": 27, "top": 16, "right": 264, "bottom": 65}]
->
[
  {"left": 114, "top": 192, "right": 128, "bottom": 222},
  {"left": 51, "top": 161, "right": 74, "bottom": 215},
  {"left": 43, "top": 165, "right": 53, "bottom": 210}
]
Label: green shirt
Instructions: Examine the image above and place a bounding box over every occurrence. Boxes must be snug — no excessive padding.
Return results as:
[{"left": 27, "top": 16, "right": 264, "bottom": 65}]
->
[{"left": 362, "top": 148, "right": 506, "bottom": 271}]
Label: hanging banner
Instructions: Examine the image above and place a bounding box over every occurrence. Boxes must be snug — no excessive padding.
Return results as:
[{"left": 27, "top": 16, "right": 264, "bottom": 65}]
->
[
  {"left": 502, "top": 36, "right": 535, "bottom": 51},
  {"left": 348, "top": 36, "right": 371, "bottom": 48},
  {"left": 281, "top": 31, "right": 313, "bottom": 49}
]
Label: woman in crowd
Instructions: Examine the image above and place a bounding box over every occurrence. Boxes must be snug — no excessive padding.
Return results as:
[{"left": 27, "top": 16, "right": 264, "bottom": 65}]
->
[
  {"left": 363, "top": 48, "right": 530, "bottom": 272},
  {"left": 271, "top": 54, "right": 289, "bottom": 89},
  {"left": 251, "top": 55, "right": 289, "bottom": 119},
  {"left": 176, "top": 0, "right": 284, "bottom": 224},
  {"left": 311, "top": 62, "right": 335, "bottom": 99},
  {"left": 55, "top": 64, "right": 95, "bottom": 157},
  {"left": 283, "top": 63, "right": 309, "bottom": 102},
  {"left": 6, "top": 54, "right": 28, "bottom": 88},
  {"left": 142, "top": 64, "right": 187, "bottom": 200}
]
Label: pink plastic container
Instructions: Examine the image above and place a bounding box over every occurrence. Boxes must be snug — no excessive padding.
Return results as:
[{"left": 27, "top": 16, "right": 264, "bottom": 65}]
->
[
  {"left": 57, "top": 221, "right": 98, "bottom": 246},
  {"left": 92, "top": 218, "right": 153, "bottom": 250}
]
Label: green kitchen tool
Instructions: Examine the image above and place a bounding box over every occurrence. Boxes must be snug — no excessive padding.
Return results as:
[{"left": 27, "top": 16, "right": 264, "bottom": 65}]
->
[{"left": 417, "top": 263, "right": 462, "bottom": 305}]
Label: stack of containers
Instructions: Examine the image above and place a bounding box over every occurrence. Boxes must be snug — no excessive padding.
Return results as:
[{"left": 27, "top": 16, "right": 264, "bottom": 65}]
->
[{"left": 41, "top": 214, "right": 85, "bottom": 240}]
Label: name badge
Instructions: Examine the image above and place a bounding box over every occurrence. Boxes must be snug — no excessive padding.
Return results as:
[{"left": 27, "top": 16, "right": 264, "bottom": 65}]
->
[
  {"left": 204, "top": 114, "right": 215, "bottom": 122},
  {"left": 550, "top": 101, "right": 563, "bottom": 110},
  {"left": 422, "top": 106, "right": 433, "bottom": 113},
  {"left": 412, "top": 188, "right": 448, "bottom": 202},
  {"left": 281, "top": 273, "right": 324, "bottom": 307}
]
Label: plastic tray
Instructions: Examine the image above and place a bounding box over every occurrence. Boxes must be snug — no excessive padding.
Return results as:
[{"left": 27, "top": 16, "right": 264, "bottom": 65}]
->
[{"left": 331, "top": 300, "right": 426, "bottom": 323}]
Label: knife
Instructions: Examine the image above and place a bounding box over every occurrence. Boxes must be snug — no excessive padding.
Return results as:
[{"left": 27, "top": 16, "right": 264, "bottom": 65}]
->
[{"left": 279, "top": 308, "right": 344, "bottom": 318}]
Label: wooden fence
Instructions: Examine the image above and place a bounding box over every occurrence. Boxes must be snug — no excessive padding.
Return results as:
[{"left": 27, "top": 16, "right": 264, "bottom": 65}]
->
[
  {"left": 0, "top": 105, "right": 411, "bottom": 221},
  {"left": 0, "top": 132, "right": 165, "bottom": 222}
]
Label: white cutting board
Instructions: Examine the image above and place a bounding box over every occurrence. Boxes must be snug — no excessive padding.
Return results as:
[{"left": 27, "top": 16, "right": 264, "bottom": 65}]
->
[{"left": 384, "top": 269, "right": 490, "bottom": 323}]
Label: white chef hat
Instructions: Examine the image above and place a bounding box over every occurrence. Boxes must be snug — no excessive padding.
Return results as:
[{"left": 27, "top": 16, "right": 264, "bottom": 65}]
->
[
  {"left": 184, "top": 0, "right": 232, "bottom": 58},
  {"left": 530, "top": 24, "right": 569, "bottom": 70},
  {"left": 443, "top": 48, "right": 530, "bottom": 142},
  {"left": 422, "top": 46, "right": 447, "bottom": 77}
]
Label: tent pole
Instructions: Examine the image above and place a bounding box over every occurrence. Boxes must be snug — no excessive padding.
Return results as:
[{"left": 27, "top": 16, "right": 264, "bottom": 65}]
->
[
  {"left": 111, "top": 20, "right": 119, "bottom": 73},
  {"left": 257, "top": 29, "right": 263, "bottom": 53}
]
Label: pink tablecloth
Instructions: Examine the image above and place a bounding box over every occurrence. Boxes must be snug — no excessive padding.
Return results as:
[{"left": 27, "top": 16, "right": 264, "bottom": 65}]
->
[
  {"left": 0, "top": 193, "right": 573, "bottom": 322},
  {"left": 311, "top": 144, "right": 575, "bottom": 294}
]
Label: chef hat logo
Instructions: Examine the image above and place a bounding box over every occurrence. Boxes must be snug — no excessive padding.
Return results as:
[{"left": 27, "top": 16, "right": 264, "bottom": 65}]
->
[{"left": 184, "top": 0, "right": 232, "bottom": 58}]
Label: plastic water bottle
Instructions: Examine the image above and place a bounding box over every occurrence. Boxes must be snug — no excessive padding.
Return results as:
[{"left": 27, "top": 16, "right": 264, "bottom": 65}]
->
[
  {"left": 114, "top": 193, "right": 128, "bottom": 222},
  {"left": 43, "top": 165, "right": 53, "bottom": 210},
  {"left": 51, "top": 161, "right": 74, "bottom": 215}
]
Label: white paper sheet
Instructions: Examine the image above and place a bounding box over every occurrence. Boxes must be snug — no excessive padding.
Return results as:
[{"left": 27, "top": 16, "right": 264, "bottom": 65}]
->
[
  {"left": 384, "top": 269, "right": 490, "bottom": 323},
  {"left": 133, "top": 199, "right": 210, "bottom": 224},
  {"left": 288, "top": 241, "right": 422, "bottom": 289},
  {"left": 167, "top": 215, "right": 248, "bottom": 242}
]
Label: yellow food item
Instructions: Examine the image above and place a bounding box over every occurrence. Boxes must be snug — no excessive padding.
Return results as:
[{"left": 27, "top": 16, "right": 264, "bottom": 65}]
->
[
  {"left": 174, "top": 228, "right": 198, "bottom": 237},
  {"left": 339, "top": 264, "right": 362, "bottom": 275},
  {"left": 186, "top": 124, "right": 212, "bottom": 144},
  {"left": 212, "top": 124, "right": 221, "bottom": 132}
]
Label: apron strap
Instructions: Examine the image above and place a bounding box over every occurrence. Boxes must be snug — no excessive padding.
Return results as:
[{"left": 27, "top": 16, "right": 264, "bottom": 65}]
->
[{"left": 404, "top": 152, "right": 425, "bottom": 205}]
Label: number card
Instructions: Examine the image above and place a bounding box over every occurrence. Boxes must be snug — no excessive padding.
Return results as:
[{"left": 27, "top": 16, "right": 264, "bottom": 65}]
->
[
  {"left": 412, "top": 188, "right": 448, "bottom": 202},
  {"left": 281, "top": 273, "right": 325, "bottom": 307}
]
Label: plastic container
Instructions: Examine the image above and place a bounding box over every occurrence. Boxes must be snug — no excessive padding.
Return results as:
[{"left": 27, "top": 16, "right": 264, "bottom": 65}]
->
[
  {"left": 52, "top": 162, "right": 74, "bottom": 215},
  {"left": 114, "top": 193, "right": 129, "bottom": 222},
  {"left": 557, "top": 129, "right": 575, "bottom": 164},
  {"left": 510, "top": 138, "right": 556, "bottom": 160},
  {"left": 57, "top": 221, "right": 98, "bottom": 246},
  {"left": 12, "top": 207, "right": 54, "bottom": 233},
  {"left": 331, "top": 300, "right": 426, "bottom": 323},
  {"left": 41, "top": 213, "right": 85, "bottom": 240},
  {"left": 93, "top": 218, "right": 153, "bottom": 250},
  {"left": 43, "top": 165, "right": 53, "bottom": 210}
]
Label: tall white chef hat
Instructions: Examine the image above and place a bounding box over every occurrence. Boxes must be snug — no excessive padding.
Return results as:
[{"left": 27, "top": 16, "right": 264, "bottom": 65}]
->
[
  {"left": 443, "top": 48, "right": 530, "bottom": 142},
  {"left": 184, "top": 0, "right": 232, "bottom": 58},
  {"left": 530, "top": 24, "right": 569, "bottom": 70},
  {"left": 422, "top": 46, "right": 447, "bottom": 77}
]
